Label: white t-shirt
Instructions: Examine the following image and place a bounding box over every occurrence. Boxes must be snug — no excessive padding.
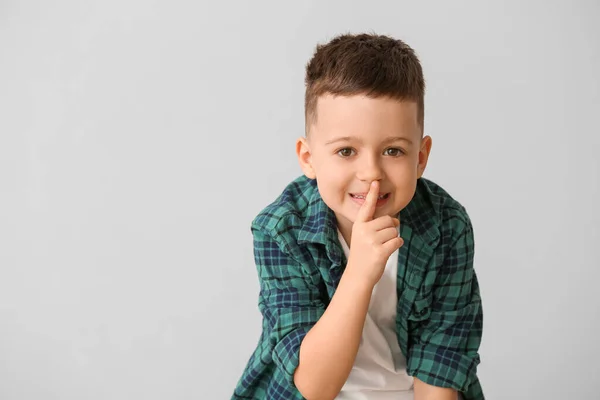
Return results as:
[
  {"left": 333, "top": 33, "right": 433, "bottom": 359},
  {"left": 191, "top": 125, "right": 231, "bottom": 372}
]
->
[{"left": 335, "top": 228, "right": 414, "bottom": 400}]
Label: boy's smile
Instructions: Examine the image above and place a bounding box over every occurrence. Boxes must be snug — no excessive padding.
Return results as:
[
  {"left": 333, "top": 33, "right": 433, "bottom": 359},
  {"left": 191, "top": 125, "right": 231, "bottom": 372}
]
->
[
  {"left": 349, "top": 191, "right": 391, "bottom": 207},
  {"left": 296, "top": 94, "right": 432, "bottom": 245}
]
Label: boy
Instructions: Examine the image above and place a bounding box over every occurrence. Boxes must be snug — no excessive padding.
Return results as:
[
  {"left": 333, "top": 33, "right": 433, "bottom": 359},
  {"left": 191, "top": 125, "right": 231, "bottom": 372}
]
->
[{"left": 232, "top": 33, "right": 484, "bottom": 400}]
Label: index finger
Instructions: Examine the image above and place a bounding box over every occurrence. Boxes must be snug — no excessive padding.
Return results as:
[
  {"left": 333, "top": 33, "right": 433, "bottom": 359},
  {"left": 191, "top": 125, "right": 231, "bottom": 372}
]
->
[{"left": 355, "top": 180, "right": 379, "bottom": 222}]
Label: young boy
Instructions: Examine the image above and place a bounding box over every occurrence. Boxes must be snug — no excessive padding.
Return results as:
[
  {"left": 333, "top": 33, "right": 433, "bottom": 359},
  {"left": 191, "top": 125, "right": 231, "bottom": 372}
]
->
[{"left": 231, "top": 33, "right": 484, "bottom": 400}]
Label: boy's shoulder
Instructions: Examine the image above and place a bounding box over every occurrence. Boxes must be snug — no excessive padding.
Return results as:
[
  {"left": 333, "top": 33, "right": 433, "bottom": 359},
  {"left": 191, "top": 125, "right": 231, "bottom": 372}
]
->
[
  {"left": 402, "top": 177, "right": 473, "bottom": 248},
  {"left": 251, "top": 175, "right": 317, "bottom": 230},
  {"left": 250, "top": 175, "right": 328, "bottom": 256}
]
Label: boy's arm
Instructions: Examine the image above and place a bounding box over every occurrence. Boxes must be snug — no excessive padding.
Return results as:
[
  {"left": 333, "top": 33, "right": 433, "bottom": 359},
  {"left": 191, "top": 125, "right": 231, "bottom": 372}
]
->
[
  {"left": 253, "top": 227, "right": 371, "bottom": 400},
  {"left": 407, "top": 218, "right": 483, "bottom": 396},
  {"left": 293, "top": 266, "right": 373, "bottom": 400}
]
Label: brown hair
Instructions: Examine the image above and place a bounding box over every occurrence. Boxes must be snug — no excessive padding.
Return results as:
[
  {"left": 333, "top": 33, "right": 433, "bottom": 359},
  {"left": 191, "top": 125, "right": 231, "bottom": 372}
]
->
[{"left": 304, "top": 33, "right": 425, "bottom": 135}]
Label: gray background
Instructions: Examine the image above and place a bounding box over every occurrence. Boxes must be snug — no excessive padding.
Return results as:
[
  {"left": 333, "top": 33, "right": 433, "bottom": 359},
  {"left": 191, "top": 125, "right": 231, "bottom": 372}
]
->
[{"left": 1, "top": 1, "right": 599, "bottom": 399}]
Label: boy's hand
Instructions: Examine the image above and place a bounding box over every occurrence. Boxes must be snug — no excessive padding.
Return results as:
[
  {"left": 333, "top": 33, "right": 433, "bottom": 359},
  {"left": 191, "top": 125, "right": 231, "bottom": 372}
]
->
[{"left": 345, "top": 180, "right": 404, "bottom": 289}]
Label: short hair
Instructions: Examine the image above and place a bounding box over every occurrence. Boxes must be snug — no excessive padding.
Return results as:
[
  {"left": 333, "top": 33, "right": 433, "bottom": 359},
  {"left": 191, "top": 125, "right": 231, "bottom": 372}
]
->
[{"left": 304, "top": 33, "right": 425, "bottom": 135}]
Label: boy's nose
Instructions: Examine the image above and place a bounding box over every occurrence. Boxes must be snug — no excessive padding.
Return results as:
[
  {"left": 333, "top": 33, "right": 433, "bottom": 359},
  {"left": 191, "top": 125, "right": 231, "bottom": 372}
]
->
[{"left": 356, "top": 158, "right": 384, "bottom": 182}]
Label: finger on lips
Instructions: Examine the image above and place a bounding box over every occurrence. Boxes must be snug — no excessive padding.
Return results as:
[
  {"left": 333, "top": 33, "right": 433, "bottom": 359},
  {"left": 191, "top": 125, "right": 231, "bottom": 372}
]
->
[{"left": 357, "top": 181, "right": 379, "bottom": 222}]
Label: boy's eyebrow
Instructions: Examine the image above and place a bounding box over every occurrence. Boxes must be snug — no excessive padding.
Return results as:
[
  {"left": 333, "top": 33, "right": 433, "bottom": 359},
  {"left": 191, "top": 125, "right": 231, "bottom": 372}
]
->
[{"left": 325, "top": 136, "right": 413, "bottom": 146}]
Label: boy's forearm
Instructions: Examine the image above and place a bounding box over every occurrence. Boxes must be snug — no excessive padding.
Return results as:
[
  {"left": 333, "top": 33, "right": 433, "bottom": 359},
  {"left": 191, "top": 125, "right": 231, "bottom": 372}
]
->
[{"left": 293, "top": 267, "right": 372, "bottom": 400}]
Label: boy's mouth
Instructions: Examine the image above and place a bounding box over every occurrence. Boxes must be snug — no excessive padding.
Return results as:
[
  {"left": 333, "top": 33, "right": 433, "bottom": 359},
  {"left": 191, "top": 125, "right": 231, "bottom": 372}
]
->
[{"left": 350, "top": 192, "right": 390, "bottom": 200}]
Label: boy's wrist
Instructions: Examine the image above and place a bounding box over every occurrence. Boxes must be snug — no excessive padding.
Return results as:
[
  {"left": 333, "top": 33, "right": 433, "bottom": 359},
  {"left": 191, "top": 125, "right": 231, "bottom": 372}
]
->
[{"left": 340, "top": 264, "right": 376, "bottom": 293}]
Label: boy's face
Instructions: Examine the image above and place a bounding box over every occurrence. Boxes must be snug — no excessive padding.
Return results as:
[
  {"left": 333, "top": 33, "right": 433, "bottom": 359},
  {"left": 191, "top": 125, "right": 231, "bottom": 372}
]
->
[{"left": 296, "top": 94, "right": 432, "bottom": 241}]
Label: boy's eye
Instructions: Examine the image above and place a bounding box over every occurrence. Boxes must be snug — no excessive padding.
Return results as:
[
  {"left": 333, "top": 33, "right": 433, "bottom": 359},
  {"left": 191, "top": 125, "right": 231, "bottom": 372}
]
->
[
  {"left": 385, "top": 148, "right": 404, "bottom": 156},
  {"left": 337, "top": 148, "right": 355, "bottom": 157}
]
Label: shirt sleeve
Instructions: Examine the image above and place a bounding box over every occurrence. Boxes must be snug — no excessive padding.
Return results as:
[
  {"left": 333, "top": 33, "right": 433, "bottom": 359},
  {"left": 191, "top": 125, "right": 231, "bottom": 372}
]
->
[
  {"left": 253, "top": 226, "right": 327, "bottom": 387},
  {"left": 406, "top": 219, "right": 483, "bottom": 392}
]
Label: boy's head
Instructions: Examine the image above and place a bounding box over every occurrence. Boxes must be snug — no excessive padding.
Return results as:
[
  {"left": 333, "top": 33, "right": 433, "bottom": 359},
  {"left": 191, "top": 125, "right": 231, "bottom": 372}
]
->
[{"left": 296, "top": 33, "right": 433, "bottom": 241}]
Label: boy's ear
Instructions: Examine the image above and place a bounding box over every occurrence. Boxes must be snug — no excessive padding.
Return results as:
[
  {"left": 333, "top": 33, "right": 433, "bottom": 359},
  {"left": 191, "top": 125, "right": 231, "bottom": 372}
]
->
[
  {"left": 417, "top": 135, "right": 433, "bottom": 179},
  {"left": 296, "top": 136, "right": 316, "bottom": 179}
]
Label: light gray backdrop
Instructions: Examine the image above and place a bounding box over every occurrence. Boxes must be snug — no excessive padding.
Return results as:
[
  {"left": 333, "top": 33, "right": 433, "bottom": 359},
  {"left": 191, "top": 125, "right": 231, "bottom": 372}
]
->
[{"left": 1, "top": 1, "right": 599, "bottom": 399}]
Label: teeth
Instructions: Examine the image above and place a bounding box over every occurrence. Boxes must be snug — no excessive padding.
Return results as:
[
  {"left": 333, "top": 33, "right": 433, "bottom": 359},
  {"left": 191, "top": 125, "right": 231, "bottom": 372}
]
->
[{"left": 352, "top": 194, "right": 387, "bottom": 199}]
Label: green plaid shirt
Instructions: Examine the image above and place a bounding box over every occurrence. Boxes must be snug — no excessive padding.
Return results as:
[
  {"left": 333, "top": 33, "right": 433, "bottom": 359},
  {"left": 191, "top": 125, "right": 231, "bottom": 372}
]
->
[{"left": 232, "top": 175, "right": 484, "bottom": 400}]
